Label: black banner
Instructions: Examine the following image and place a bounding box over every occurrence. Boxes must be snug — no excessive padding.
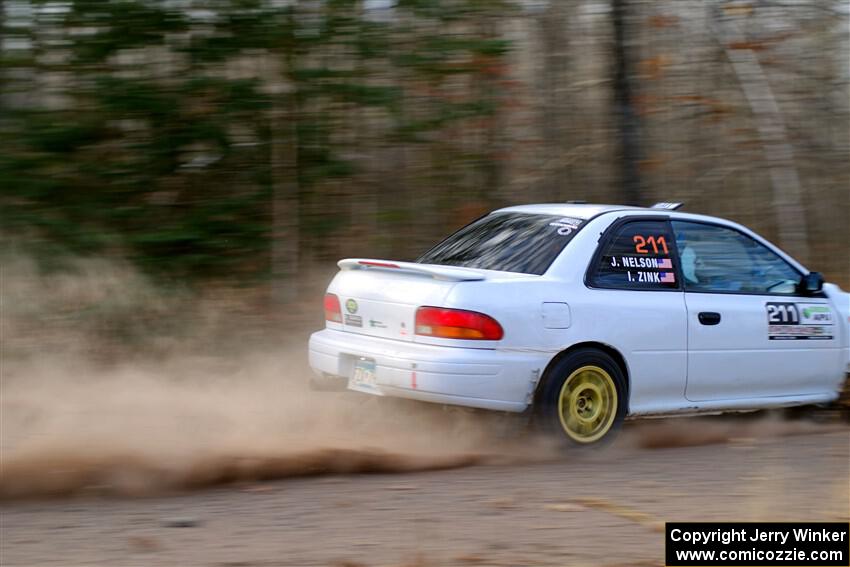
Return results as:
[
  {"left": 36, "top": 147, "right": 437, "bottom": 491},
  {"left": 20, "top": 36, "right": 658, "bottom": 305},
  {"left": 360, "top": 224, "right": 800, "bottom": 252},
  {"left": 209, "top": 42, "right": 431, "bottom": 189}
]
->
[{"left": 666, "top": 522, "right": 849, "bottom": 566}]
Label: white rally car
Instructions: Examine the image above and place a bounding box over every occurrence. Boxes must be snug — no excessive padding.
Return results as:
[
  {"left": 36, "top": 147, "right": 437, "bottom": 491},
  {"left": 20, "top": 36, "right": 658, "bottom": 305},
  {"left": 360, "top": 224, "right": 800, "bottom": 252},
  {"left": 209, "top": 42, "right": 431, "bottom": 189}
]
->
[{"left": 309, "top": 203, "right": 850, "bottom": 444}]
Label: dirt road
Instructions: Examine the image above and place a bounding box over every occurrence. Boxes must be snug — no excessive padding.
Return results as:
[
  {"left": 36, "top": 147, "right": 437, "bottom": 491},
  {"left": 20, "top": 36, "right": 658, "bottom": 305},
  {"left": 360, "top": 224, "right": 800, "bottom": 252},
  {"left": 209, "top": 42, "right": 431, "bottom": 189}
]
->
[{"left": 2, "top": 424, "right": 847, "bottom": 567}]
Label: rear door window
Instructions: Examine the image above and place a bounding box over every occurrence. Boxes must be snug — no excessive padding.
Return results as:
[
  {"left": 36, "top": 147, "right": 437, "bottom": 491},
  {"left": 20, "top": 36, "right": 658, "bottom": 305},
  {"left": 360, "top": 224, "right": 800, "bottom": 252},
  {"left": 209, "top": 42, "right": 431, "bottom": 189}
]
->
[
  {"left": 590, "top": 219, "right": 680, "bottom": 290},
  {"left": 417, "top": 213, "right": 584, "bottom": 275}
]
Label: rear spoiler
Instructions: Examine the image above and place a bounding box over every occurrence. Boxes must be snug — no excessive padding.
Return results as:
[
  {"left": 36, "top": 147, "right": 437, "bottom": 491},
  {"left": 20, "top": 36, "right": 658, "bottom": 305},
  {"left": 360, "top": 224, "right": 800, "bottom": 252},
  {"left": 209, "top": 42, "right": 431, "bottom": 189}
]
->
[{"left": 337, "top": 259, "right": 486, "bottom": 282}]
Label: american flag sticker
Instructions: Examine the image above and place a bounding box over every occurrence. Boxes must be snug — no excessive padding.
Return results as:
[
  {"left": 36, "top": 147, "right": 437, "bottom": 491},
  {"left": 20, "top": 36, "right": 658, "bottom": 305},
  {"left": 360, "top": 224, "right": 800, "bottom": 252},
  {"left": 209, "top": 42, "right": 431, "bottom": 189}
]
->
[
  {"left": 657, "top": 258, "right": 672, "bottom": 269},
  {"left": 660, "top": 272, "right": 676, "bottom": 283}
]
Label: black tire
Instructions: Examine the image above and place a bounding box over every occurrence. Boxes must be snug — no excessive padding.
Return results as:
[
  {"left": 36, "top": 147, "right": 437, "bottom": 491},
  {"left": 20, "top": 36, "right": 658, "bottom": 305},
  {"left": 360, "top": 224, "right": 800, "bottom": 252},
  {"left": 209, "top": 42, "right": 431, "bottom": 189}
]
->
[{"left": 537, "top": 348, "right": 628, "bottom": 446}]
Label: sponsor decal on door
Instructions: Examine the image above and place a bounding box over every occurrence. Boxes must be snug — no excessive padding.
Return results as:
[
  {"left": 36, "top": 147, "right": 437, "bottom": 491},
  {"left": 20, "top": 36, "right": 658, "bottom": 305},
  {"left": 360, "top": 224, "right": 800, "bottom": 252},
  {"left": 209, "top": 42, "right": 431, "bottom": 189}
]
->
[{"left": 766, "top": 302, "right": 833, "bottom": 340}]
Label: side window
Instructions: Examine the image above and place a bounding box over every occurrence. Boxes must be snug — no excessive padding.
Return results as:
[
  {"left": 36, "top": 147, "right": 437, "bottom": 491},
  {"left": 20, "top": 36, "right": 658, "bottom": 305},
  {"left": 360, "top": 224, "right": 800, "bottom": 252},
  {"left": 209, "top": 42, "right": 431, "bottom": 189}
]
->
[
  {"left": 671, "top": 221, "right": 801, "bottom": 295},
  {"left": 591, "top": 220, "right": 679, "bottom": 290}
]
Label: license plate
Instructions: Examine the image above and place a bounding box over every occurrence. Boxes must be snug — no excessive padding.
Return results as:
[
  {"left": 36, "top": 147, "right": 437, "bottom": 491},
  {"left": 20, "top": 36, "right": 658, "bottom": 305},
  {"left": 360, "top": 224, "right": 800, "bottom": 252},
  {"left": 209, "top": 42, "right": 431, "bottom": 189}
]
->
[{"left": 349, "top": 358, "right": 378, "bottom": 393}]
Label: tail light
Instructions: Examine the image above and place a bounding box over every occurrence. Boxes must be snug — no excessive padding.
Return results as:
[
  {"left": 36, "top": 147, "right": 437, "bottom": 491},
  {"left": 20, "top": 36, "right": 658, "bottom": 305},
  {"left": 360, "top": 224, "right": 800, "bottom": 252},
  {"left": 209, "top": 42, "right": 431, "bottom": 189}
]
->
[
  {"left": 324, "top": 293, "right": 342, "bottom": 323},
  {"left": 415, "top": 306, "right": 503, "bottom": 340}
]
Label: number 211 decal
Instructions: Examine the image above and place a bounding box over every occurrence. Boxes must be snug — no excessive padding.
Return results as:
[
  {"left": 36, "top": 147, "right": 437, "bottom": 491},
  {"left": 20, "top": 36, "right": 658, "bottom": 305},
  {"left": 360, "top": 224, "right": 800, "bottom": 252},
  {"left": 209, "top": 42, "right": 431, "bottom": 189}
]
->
[
  {"left": 767, "top": 303, "right": 798, "bottom": 324},
  {"left": 766, "top": 302, "right": 834, "bottom": 340},
  {"left": 632, "top": 235, "right": 669, "bottom": 255}
]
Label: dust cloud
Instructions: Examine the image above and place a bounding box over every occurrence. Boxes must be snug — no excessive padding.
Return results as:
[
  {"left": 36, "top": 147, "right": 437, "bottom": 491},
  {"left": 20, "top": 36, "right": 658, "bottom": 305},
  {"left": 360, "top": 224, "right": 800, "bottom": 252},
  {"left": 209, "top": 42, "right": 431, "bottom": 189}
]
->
[
  {"left": 0, "top": 354, "right": 516, "bottom": 499},
  {"left": 1, "top": 253, "right": 843, "bottom": 500},
  {"left": 630, "top": 413, "right": 845, "bottom": 450},
  {"left": 0, "top": 253, "right": 550, "bottom": 499}
]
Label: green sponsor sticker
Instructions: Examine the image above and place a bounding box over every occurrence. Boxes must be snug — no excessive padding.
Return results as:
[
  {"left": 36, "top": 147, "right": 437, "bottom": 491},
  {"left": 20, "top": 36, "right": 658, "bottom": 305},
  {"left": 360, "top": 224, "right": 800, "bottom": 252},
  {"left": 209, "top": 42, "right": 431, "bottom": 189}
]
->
[
  {"left": 345, "top": 298, "right": 358, "bottom": 314},
  {"left": 802, "top": 306, "right": 829, "bottom": 317}
]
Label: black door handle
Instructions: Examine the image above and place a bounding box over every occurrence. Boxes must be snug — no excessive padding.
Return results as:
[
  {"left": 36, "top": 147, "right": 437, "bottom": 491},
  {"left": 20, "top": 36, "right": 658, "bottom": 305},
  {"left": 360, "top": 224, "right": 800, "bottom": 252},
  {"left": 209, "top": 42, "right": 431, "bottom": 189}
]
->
[{"left": 698, "top": 312, "right": 721, "bottom": 325}]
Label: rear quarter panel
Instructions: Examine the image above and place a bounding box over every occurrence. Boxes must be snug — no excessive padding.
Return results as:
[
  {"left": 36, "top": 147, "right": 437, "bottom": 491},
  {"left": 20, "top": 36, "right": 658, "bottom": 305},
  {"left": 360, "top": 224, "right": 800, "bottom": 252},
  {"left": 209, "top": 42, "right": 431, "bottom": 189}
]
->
[{"left": 443, "top": 212, "right": 691, "bottom": 415}]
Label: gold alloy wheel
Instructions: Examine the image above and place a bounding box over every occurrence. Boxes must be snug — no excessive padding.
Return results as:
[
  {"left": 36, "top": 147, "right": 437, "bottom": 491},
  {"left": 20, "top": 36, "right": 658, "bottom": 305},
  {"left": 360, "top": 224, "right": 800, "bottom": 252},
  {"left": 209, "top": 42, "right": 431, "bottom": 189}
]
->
[{"left": 557, "top": 365, "right": 618, "bottom": 443}]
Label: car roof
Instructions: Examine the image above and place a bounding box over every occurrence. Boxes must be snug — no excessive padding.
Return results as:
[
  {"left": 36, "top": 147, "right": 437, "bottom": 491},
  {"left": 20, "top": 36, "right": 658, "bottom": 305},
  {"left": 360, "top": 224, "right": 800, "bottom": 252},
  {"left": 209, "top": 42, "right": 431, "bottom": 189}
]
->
[
  {"left": 494, "top": 203, "right": 642, "bottom": 219},
  {"left": 493, "top": 203, "right": 734, "bottom": 224}
]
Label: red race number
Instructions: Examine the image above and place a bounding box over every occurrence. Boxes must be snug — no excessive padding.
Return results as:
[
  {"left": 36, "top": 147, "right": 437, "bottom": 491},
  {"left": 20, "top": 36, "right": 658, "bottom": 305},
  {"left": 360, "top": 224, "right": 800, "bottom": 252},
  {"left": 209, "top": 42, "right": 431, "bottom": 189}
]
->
[{"left": 633, "top": 235, "right": 669, "bottom": 255}]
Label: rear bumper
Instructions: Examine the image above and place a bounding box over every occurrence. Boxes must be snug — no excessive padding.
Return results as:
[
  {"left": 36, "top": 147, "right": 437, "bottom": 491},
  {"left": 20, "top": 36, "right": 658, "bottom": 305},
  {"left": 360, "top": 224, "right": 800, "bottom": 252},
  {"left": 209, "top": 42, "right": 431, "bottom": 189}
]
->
[{"left": 308, "top": 328, "right": 548, "bottom": 412}]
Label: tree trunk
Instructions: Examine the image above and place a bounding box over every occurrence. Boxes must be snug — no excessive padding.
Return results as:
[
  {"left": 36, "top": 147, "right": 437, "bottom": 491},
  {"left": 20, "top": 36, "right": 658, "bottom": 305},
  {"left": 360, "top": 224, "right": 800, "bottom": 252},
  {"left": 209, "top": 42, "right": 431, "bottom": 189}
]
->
[
  {"left": 537, "top": 1, "right": 569, "bottom": 201},
  {"left": 713, "top": 6, "right": 810, "bottom": 262},
  {"left": 611, "top": 0, "right": 643, "bottom": 206},
  {"left": 270, "top": 74, "right": 300, "bottom": 304}
]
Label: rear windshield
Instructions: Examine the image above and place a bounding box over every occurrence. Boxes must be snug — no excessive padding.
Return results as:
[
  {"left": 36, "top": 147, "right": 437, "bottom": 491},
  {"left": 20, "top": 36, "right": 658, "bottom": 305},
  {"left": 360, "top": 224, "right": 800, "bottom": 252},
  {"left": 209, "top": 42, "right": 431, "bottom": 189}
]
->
[{"left": 416, "top": 212, "right": 584, "bottom": 275}]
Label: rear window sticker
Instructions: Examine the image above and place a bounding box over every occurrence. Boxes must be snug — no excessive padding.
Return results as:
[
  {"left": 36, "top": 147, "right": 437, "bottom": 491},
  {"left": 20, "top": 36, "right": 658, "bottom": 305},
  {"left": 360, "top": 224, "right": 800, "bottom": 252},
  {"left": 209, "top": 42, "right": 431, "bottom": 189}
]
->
[
  {"left": 549, "top": 218, "right": 581, "bottom": 236},
  {"left": 610, "top": 256, "right": 673, "bottom": 269},
  {"left": 626, "top": 270, "right": 676, "bottom": 284}
]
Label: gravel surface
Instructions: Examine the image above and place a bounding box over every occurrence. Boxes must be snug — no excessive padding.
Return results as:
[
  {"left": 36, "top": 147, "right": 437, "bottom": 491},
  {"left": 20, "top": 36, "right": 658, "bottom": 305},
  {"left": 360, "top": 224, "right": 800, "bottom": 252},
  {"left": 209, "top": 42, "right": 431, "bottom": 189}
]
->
[{"left": 2, "top": 427, "right": 847, "bottom": 567}]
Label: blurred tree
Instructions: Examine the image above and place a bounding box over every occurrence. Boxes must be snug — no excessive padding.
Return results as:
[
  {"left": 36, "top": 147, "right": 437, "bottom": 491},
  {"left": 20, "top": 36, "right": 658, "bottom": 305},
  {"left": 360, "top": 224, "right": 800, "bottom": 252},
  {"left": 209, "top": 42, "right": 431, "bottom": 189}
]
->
[
  {"left": 2, "top": 0, "right": 846, "bottom": 293},
  {"left": 536, "top": 0, "right": 570, "bottom": 202},
  {"left": 713, "top": 3, "right": 809, "bottom": 262},
  {"left": 0, "top": 0, "right": 513, "bottom": 295},
  {"left": 611, "top": 0, "right": 643, "bottom": 205},
  {"left": 2, "top": 0, "right": 275, "bottom": 280}
]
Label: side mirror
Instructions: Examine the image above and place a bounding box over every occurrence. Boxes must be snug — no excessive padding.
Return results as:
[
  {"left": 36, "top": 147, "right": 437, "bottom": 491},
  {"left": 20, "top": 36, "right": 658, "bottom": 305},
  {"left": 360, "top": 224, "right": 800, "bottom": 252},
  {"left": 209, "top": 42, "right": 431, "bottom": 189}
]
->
[{"left": 799, "top": 272, "right": 824, "bottom": 295}]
